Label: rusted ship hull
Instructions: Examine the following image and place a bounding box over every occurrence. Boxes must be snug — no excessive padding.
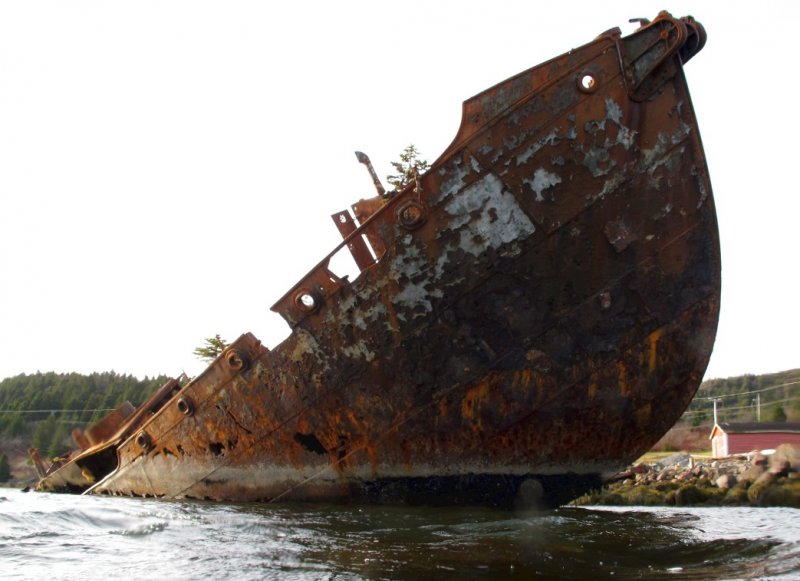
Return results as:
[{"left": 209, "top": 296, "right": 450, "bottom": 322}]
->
[{"left": 36, "top": 13, "right": 720, "bottom": 507}]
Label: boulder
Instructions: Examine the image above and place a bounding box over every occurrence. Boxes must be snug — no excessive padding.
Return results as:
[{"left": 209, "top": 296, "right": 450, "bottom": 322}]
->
[
  {"left": 771, "top": 444, "right": 800, "bottom": 471},
  {"left": 715, "top": 474, "right": 737, "bottom": 489},
  {"left": 754, "top": 471, "right": 776, "bottom": 488},
  {"left": 739, "top": 464, "right": 766, "bottom": 486},
  {"left": 768, "top": 459, "right": 791, "bottom": 477}
]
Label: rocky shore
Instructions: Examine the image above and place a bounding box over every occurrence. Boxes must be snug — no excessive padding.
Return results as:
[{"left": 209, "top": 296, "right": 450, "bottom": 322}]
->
[{"left": 573, "top": 443, "right": 800, "bottom": 508}]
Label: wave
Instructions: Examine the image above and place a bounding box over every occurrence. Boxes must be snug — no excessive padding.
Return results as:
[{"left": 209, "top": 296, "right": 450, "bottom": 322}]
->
[{"left": 1, "top": 489, "right": 798, "bottom": 580}]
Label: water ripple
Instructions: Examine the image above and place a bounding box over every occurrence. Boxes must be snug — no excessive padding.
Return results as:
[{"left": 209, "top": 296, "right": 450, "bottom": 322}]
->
[{"left": 1, "top": 489, "right": 798, "bottom": 580}]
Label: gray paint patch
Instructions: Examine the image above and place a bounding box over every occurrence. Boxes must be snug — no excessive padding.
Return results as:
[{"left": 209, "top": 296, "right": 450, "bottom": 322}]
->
[
  {"left": 524, "top": 168, "right": 562, "bottom": 201},
  {"left": 516, "top": 129, "right": 560, "bottom": 166},
  {"left": 389, "top": 242, "right": 442, "bottom": 321},
  {"left": 445, "top": 173, "right": 536, "bottom": 255}
]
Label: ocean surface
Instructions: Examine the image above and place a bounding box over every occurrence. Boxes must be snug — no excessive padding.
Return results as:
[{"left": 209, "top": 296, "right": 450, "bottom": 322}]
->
[{"left": 1, "top": 488, "right": 799, "bottom": 580}]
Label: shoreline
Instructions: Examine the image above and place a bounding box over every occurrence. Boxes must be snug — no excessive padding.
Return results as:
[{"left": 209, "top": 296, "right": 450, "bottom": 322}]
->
[{"left": 573, "top": 444, "right": 800, "bottom": 508}]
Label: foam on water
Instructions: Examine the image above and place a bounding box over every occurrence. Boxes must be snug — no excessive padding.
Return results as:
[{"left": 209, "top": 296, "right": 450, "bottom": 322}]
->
[{"left": 0, "top": 488, "right": 798, "bottom": 580}]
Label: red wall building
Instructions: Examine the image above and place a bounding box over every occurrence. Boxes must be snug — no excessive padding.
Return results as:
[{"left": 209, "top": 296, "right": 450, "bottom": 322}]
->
[{"left": 710, "top": 422, "right": 800, "bottom": 458}]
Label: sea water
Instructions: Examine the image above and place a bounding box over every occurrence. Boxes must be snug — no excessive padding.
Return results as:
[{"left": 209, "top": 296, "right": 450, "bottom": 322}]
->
[{"left": 1, "top": 488, "right": 798, "bottom": 580}]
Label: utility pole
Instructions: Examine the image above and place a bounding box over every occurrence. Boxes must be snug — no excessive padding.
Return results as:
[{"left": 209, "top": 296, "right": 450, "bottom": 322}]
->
[
  {"left": 757, "top": 393, "right": 761, "bottom": 422},
  {"left": 713, "top": 398, "right": 720, "bottom": 425}
]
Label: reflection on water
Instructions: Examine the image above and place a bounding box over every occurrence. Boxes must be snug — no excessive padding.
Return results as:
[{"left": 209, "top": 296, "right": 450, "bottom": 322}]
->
[{"left": 1, "top": 488, "right": 798, "bottom": 580}]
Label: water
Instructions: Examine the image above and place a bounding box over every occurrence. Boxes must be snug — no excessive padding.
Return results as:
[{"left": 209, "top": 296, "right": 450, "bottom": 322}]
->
[{"left": 1, "top": 488, "right": 799, "bottom": 580}]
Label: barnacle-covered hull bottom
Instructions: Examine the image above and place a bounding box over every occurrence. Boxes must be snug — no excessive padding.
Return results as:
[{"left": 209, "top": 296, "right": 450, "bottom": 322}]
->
[{"left": 34, "top": 12, "right": 719, "bottom": 508}]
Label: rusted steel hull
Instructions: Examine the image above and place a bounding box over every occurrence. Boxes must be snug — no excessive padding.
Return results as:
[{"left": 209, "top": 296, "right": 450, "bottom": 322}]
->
[{"left": 36, "top": 13, "right": 720, "bottom": 507}]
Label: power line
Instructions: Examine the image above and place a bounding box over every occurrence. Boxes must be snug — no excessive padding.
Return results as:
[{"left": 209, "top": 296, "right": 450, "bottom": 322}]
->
[
  {"left": 662, "top": 422, "right": 715, "bottom": 433},
  {"left": 694, "top": 380, "right": 800, "bottom": 401},
  {"left": 682, "top": 395, "right": 799, "bottom": 416}
]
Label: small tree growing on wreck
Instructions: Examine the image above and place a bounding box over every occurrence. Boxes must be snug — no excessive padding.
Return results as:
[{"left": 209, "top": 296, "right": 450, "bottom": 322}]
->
[
  {"left": 193, "top": 335, "right": 228, "bottom": 362},
  {"left": 386, "top": 144, "right": 429, "bottom": 190}
]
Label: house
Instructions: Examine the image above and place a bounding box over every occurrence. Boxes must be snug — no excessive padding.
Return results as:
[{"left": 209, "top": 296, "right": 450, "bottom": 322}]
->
[{"left": 709, "top": 422, "right": 800, "bottom": 458}]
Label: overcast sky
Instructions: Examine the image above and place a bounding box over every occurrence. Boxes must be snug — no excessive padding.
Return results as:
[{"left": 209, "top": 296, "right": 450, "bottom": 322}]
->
[{"left": 1, "top": 1, "right": 797, "bottom": 382}]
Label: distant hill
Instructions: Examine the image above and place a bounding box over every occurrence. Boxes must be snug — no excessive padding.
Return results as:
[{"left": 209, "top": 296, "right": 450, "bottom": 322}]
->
[
  {"left": 1, "top": 368, "right": 798, "bottom": 479},
  {"left": 0, "top": 371, "right": 170, "bottom": 477},
  {"left": 689, "top": 368, "right": 800, "bottom": 425},
  {"left": 652, "top": 368, "right": 800, "bottom": 452}
]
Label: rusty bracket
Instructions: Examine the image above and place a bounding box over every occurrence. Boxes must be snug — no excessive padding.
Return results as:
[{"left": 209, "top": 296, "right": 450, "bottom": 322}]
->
[{"left": 620, "top": 11, "right": 688, "bottom": 101}]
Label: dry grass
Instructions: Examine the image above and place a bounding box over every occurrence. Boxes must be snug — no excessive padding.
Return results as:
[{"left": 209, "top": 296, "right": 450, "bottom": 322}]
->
[{"left": 636, "top": 450, "right": 712, "bottom": 464}]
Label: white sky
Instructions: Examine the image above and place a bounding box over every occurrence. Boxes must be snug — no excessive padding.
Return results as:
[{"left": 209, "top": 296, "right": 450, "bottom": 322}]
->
[{"left": 0, "top": 1, "right": 797, "bottom": 382}]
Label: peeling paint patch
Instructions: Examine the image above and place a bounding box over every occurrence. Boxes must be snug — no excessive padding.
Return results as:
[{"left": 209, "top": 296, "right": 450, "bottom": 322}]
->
[
  {"left": 290, "top": 329, "right": 325, "bottom": 366},
  {"left": 566, "top": 115, "right": 578, "bottom": 141},
  {"left": 524, "top": 168, "right": 562, "bottom": 201},
  {"left": 674, "top": 121, "right": 692, "bottom": 144},
  {"left": 470, "top": 155, "right": 482, "bottom": 174},
  {"left": 444, "top": 174, "right": 536, "bottom": 255},
  {"left": 577, "top": 99, "right": 637, "bottom": 172},
  {"left": 515, "top": 129, "right": 559, "bottom": 166},
  {"left": 352, "top": 303, "right": 387, "bottom": 331},
  {"left": 643, "top": 141, "right": 686, "bottom": 176},
  {"left": 592, "top": 172, "right": 625, "bottom": 201},
  {"left": 605, "top": 98, "right": 624, "bottom": 124},
  {"left": 341, "top": 340, "right": 376, "bottom": 362},
  {"left": 503, "top": 131, "right": 531, "bottom": 151},
  {"left": 389, "top": 243, "right": 441, "bottom": 320},
  {"left": 603, "top": 98, "right": 638, "bottom": 149},
  {"left": 654, "top": 203, "right": 673, "bottom": 220},
  {"left": 389, "top": 243, "right": 428, "bottom": 282},
  {"left": 392, "top": 281, "right": 444, "bottom": 320},
  {"left": 616, "top": 125, "right": 637, "bottom": 149},
  {"left": 581, "top": 147, "right": 614, "bottom": 177},
  {"left": 693, "top": 165, "right": 709, "bottom": 209},
  {"left": 437, "top": 158, "right": 471, "bottom": 203}
]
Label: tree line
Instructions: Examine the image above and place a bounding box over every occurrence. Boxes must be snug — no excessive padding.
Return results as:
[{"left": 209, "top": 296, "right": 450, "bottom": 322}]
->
[
  {"left": 2, "top": 364, "right": 798, "bottom": 481},
  {"left": 681, "top": 368, "right": 800, "bottom": 426},
  {"left": 0, "top": 371, "right": 169, "bottom": 465}
]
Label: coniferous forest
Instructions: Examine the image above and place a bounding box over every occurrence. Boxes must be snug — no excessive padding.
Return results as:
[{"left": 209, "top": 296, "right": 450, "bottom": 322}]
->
[
  {"left": 0, "top": 367, "right": 798, "bottom": 483},
  {"left": 682, "top": 368, "right": 800, "bottom": 426},
  {"left": 0, "top": 372, "right": 169, "bottom": 479}
]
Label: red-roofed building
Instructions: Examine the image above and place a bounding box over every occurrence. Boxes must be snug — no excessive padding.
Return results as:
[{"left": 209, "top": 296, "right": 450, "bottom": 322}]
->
[{"left": 710, "top": 422, "right": 800, "bottom": 458}]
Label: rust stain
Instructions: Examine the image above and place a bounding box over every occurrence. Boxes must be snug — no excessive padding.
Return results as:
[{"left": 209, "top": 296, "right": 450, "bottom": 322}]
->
[
  {"left": 617, "top": 361, "right": 630, "bottom": 397},
  {"left": 461, "top": 382, "right": 491, "bottom": 423},
  {"left": 31, "top": 12, "right": 719, "bottom": 508},
  {"left": 648, "top": 328, "right": 663, "bottom": 373}
]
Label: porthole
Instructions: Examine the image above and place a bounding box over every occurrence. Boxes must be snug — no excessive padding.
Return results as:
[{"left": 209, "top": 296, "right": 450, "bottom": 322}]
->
[
  {"left": 396, "top": 201, "right": 426, "bottom": 230},
  {"left": 577, "top": 72, "right": 598, "bottom": 93},
  {"left": 225, "top": 350, "right": 247, "bottom": 371},
  {"left": 136, "top": 430, "right": 152, "bottom": 452},
  {"left": 294, "top": 289, "right": 320, "bottom": 313},
  {"left": 176, "top": 396, "right": 194, "bottom": 416}
]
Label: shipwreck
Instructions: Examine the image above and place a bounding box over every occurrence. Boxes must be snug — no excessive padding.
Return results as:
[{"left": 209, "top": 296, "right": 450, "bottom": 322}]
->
[{"left": 32, "top": 12, "right": 720, "bottom": 507}]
